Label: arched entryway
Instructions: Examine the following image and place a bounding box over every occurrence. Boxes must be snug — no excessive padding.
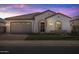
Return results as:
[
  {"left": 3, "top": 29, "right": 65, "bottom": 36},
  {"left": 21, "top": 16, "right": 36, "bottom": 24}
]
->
[{"left": 39, "top": 21, "right": 45, "bottom": 32}]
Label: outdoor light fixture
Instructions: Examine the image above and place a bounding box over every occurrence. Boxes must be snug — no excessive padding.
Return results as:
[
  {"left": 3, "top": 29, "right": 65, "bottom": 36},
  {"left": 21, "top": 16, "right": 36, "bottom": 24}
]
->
[
  {"left": 41, "top": 21, "right": 44, "bottom": 22},
  {"left": 48, "top": 20, "right": 53, "bottom": 26},
  {"left": 49, "top": 22, "right": 53, "bottom": 25}
]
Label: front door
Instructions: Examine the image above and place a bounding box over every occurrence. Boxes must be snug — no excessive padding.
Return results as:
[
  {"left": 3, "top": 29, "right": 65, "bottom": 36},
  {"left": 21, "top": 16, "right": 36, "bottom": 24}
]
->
[{"left": 40, "top": 21, "right": 45, "bottom": 32}]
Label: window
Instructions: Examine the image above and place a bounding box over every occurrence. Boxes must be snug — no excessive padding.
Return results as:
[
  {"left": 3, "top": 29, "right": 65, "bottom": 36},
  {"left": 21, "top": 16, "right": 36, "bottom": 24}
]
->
[{"left": 55, "top": 21, "right": 62, "bottom": 31}]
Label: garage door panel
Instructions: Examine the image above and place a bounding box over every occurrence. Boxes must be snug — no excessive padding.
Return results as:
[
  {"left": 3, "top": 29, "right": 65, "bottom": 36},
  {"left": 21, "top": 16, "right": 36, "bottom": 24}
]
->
[{"left": 10, "top": 22, "right": 32, "bottom": 33}]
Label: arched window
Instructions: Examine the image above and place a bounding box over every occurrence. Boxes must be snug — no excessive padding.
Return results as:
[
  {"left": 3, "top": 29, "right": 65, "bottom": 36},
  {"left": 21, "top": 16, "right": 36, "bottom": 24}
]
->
[{"left": 55, "top": 21, "right": 62, "bottom": 31}]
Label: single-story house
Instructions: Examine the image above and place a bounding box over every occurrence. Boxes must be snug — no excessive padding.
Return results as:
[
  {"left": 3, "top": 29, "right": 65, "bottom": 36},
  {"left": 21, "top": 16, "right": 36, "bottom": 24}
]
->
[{"left": 4, "top": 10, "right": 72, "bottom": 34}]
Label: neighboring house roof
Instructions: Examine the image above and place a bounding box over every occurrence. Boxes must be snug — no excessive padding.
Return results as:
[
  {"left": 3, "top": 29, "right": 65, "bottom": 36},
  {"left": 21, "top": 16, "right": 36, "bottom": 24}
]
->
[
  {"left": 70, "top": 16, "right": 79, "bottom": 22},
  {"left": 0, "top": 18, "right": 5, "bottom": 23},
  {"left": 45, "top": 13, "right": 72, "bottom": 19},
  {"left": 5, "top": 12, "right": 41, "bottom": 20},
  {"left": 70, "top": 19, "right": 79, "bottom": 22},
  {"left": 73, "top": 15, "right": 79, "bottom": 19}
]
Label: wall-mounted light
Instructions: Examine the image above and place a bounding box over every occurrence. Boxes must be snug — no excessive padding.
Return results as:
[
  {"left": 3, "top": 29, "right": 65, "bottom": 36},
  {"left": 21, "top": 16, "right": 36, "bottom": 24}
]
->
[
  {"left": 41, "top": 21, "right": 44, "bottom": 22},
  {"left": 49, "top": 22, "right": 53, "bottom": 25}
]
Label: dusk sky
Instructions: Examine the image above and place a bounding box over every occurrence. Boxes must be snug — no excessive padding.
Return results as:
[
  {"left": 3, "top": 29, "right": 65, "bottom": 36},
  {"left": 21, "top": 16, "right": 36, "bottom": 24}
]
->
[{"left": 0, "top": 4, "right": 79, "bottom": 18}]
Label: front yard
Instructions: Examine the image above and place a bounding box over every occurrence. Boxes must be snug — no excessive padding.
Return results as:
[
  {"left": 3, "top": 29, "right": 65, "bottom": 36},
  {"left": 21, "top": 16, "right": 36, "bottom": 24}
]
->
[
  {"left": 25, "top": 34, "right": 79, "bottom": 40},
  {"left": 0, "top": 33, "right": 79, "bottom": 40}
]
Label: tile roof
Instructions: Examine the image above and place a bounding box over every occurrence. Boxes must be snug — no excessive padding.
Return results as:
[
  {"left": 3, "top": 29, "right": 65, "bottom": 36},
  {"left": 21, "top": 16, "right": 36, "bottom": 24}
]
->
[
  {"left": 5, "top": 12, "right": 41, "bottom": 20},
  {"left": 5, "top": 10, "right": 71, "bottom": 20},
  {"left": 0, "top": 18, "right": 5, "bottom": 23},
  {"left": 5, "top": 10, "right": 56, "bottom": 20},
  {"left": 45, "top": 13, "right": 72, "bottom": 19}
]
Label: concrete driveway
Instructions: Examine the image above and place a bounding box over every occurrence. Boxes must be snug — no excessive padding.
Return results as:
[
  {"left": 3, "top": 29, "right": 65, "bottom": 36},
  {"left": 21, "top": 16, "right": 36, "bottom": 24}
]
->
[{"left": 0, "top": 34, "right": 28, "bottom": 40}]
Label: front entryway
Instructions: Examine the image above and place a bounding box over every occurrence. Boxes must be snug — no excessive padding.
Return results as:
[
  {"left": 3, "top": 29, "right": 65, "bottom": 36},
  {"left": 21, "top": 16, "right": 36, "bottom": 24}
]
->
[{"left": 40, "top": 21, "right": 45, "bottom": 32}]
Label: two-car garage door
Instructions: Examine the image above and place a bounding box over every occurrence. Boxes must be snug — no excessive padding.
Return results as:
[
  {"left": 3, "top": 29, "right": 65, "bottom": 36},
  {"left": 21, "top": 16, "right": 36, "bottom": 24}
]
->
[{"left": 10, "top": 22, "right": 32, "bottom": 33}]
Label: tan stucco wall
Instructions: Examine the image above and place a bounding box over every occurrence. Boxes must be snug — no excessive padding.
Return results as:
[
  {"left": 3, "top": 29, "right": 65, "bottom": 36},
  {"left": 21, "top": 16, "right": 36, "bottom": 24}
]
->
[{"left": 46, "top": 14, "right": 72, "bottom": 33}]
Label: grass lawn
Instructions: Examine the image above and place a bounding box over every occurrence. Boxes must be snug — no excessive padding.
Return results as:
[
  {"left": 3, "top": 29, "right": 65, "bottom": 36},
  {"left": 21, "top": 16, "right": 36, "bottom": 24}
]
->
[{"left": 25, "top": 34, "right": 79, "bottom": 40}]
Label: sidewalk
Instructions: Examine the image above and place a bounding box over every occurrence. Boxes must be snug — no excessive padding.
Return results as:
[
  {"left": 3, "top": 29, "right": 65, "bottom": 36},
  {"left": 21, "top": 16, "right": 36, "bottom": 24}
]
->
[{"left": 0, "top": 40, "right": 79, "bottom": 46}]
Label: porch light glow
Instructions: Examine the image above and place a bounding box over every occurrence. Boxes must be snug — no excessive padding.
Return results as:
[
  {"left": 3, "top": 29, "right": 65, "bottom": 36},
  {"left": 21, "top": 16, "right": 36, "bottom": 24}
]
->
[
  {"left": 49, "top": 22, "right": 53, "bottom": 25},
  {"left": 41, "top": 21, "right": 44, "bottom": 22}
]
